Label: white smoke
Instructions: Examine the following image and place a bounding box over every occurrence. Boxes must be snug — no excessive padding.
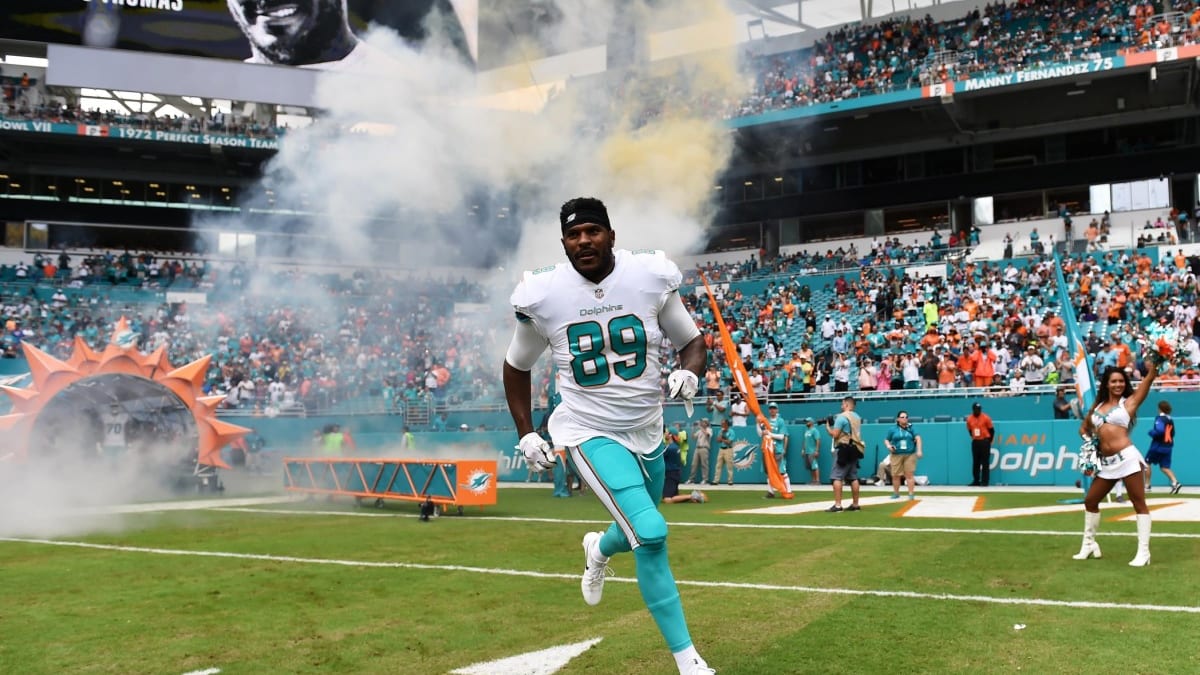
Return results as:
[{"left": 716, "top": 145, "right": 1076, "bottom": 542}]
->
[
  {"left": 250, "top": 0, "right": 747, "bottom": 274},
  {"left": 0, "top": 2, "right": 751, "bottom": 539}
]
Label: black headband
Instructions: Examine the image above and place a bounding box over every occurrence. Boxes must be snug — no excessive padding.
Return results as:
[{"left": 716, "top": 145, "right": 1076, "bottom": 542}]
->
[{"left": 561, "top": 208, "right": 611, "bottom": 231}]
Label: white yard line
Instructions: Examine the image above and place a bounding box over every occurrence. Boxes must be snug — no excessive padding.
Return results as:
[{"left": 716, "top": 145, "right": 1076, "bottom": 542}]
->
[
  {"left": 212, "top": 507, "right": 1200, "bottom": 539},
  {"left": 2, "top": 536, "right": 1197, "bottom": 615},
  {"left": 180, "top": 669, "right": 221, "bottom": 675},
  {"left": 65, "top": 496, "right": 298, "bottom": 516}
]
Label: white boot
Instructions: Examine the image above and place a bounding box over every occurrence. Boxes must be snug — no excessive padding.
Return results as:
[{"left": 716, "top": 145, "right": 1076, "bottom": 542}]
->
[
  {"left": 1129, "top": 514, "right": 1152, "bottom": 567},
  {"left": 1072, "top": 511, "right": 1102, "bottom": 560}
]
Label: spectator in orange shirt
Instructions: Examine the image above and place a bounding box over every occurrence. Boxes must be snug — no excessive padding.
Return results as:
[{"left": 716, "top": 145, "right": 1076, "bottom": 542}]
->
[
  {"left": 971, "top": 342, "right": 997, "bottom": 388},
  {"left": 937, "top": 353, "right": 957, "bottom": 389},
  {"left": 1113, "top": 336, "right": 1133, "bottom": 369},
  {"left": 781, "top": 299, "right": 796, "bottom": 325},
  {"left": 957, "top": 349, "right": 974, "bottom": 387}
]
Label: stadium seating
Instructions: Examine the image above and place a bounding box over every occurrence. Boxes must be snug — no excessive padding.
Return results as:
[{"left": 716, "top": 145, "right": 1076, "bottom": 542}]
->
[
  {"left": 731, "top": 0, "right": 1200, "bottom": 121},
  {"left": 4, "top": 214, "right": 1196, "bottom": 426}
]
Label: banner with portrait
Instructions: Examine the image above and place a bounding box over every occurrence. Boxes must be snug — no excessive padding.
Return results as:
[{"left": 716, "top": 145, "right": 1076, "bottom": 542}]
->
[{"left": 0, "top": 0, "right": 477, "bottom": 68}]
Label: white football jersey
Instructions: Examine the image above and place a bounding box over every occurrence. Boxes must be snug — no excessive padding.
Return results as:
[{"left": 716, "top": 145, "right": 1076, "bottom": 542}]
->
[
  {"left": 511, "top": 249, "right": 682, "bottom": 454},
  {"left": 101, "top": 411, "right": 130, "bottom": 446}
]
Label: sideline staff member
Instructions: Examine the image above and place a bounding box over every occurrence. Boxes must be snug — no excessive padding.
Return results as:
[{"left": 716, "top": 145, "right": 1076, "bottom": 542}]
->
[
  {"left": 884, "top": 411, "right": 922, "bottom": 500},
  {"left": 965, "top": 402, "right": 995, "bottom": 487}
]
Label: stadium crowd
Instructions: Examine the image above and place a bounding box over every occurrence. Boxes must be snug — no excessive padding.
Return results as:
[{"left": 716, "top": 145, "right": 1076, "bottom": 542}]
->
[
  {"left": 676, "top": 246, "right": 1200, "bottom": 403},
  {"left": 0, "top": 100, "right": 288, "bottom": 140},
  {"left": 2, "top": 232, "right": 1199, "bottom": 426},
  {"left": 1, "top": 254, "right": 497, "bottom": 418},
  {"left": 732, "top": 0, "right": 1200, "bottom": 119}
]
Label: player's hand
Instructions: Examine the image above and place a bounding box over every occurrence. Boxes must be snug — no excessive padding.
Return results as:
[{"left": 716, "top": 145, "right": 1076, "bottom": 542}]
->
[
  {"left": 517, "top": 432, "right": 557, "bottom": 471},
  {"left": 668, "top": 370, "right": 699, "bottom": 417}
]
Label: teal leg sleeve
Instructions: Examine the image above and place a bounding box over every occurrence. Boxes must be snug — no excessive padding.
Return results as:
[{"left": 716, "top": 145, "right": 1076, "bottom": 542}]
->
[
  {"left": 573, "top": 437, "right": 691, "bottom": 651},
  {"left": 637, "top": 541, "right": 692, "bottom": 652}
]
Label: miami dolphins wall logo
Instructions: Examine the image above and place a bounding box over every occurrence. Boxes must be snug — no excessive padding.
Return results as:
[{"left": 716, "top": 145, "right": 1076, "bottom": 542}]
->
[
  {"left": 114, "top": 327, "right": 139, "bottom": 349},
  {"left": 463, "top": 469, "right": 493, "bottom": 495},
  {"left": 732, "top": 441, "right": 759, "bottom": 470}
]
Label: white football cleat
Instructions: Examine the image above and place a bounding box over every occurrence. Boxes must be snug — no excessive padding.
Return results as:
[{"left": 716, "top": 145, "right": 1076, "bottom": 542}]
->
[
  {"left": 682, "top": 658, "right": 717, "bottom": 674},
  {"left": 581, "top": 531, "right": 611, "bottom": 606}
]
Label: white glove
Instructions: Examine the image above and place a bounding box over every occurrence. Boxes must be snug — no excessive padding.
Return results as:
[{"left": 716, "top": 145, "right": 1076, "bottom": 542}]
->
[
  {"left": 518, "top": 432, "right": 557, "bottom": 471},
  {"left": 667, "top": 370, "right": 699, "bottom": 417}
]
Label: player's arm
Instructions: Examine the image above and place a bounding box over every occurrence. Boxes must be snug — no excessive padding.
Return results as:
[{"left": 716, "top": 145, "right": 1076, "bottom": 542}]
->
[
  {"left": 659, "top": 291, "right": 705, "bottom": 379},
  {"left": 502, "top": 317, "right": 549, "bottom": 438}
]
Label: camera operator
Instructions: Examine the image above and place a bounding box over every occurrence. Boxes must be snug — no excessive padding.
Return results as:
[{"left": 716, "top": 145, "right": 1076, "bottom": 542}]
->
[{"left": 825, "top": 396, "right": 865, "bottom": 512}]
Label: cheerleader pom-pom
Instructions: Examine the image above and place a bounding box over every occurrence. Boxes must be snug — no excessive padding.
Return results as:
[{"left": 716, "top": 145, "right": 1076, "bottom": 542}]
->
[{"left": 1148, "top": 338, "right": 1175, "bottom": 366}]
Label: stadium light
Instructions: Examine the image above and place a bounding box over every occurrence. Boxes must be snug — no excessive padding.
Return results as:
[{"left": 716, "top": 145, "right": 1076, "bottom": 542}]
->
[
  {"left": 4, "top": 55, "right": 48, "bottom": 68},
  {"left": 774, "top": 177, "right": 783, "bottom": 182}
]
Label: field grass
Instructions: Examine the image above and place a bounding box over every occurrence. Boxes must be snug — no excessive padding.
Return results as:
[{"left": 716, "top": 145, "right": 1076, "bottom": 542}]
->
[{"left": 1, "top": 487, "right": 1198, "bottom": 675}]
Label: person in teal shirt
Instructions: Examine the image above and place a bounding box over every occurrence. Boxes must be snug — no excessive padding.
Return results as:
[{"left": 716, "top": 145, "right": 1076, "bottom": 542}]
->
[
  {"left": 801, "top": 417, "right": 821, "bottom": 485},
  {"left": 769, "top": 365, "right": 789, "bottom": 398},
  {"left": 761, "top": 402, "right": 792, "bottom": 499},
  {"left": 884, "top": 411, "right": 923, "bottom": 500},
  {"left": 706, "top": 390, "right": 729, "bottom": 427}
]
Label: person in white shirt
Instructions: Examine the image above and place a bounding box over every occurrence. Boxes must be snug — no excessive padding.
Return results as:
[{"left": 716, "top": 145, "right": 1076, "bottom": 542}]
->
[
  {"left": 269, "top": 380, "right": 286, "bottom": 407},
  {"left": 749, "top": 370, "right": 767, "bottom": 400},
  {"left": 98, "top": 403, "right": 130, "bottom": 459},
  {"left": 1019, "top": 347, "right": 1045, "bottom": 384},
  {"left": 501, "top": 197, "right": 714, "bottom": 675},
  {"left": 820, "top": 316, "right": 837, "bottom": 340},
  {"left": 1009, "top": 371, "right": 1026, "bottom": 394},
  {"left": 729, "top": 393, "right": 749, "bottom": 426}
]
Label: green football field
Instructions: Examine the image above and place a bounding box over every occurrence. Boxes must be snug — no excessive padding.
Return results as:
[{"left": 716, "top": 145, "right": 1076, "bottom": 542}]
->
[{"left": 1, "top": 487, "right": 1198, "bottom": 675}]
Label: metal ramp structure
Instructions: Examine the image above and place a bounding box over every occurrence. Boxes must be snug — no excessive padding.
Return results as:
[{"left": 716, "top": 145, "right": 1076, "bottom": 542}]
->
[{"left": 283, "top": 457, "right": 497, "bottom": 515}]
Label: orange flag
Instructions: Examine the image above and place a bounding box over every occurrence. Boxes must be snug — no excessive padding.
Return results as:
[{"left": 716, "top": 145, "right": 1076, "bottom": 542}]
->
[{"left": 700, "top": 273, "right": 787, "bottom": 495}]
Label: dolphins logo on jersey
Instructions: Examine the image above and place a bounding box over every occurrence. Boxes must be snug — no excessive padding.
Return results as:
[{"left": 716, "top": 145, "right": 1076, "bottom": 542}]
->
[
  {"left": 463, "top": 469, "right": 493, "bottom": 495},
  {"left": 732, "top": 441, "right": 759, "bottom": 470}
]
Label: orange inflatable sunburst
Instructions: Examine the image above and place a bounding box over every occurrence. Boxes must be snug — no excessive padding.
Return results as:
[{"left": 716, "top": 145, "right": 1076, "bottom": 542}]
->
[{"left": 0, "top": 318, "right": 248, "bottom": 468}]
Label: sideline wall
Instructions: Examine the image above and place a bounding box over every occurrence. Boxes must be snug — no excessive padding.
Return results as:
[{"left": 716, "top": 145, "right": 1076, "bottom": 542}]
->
[{"left": 251, "top": 416, "right": 1198, "bottom": 489}]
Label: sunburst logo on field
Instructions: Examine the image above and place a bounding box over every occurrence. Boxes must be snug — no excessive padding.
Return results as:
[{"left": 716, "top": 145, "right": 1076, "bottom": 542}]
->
[
  {"left": 0, "top": 317, "right": 249, "bottom": 468},
  {"left": 464, "top": 469, "right": 492, "bottom": 495},
  {"left": 732, "top": 441, "right": 758, "bottom": 470}
]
